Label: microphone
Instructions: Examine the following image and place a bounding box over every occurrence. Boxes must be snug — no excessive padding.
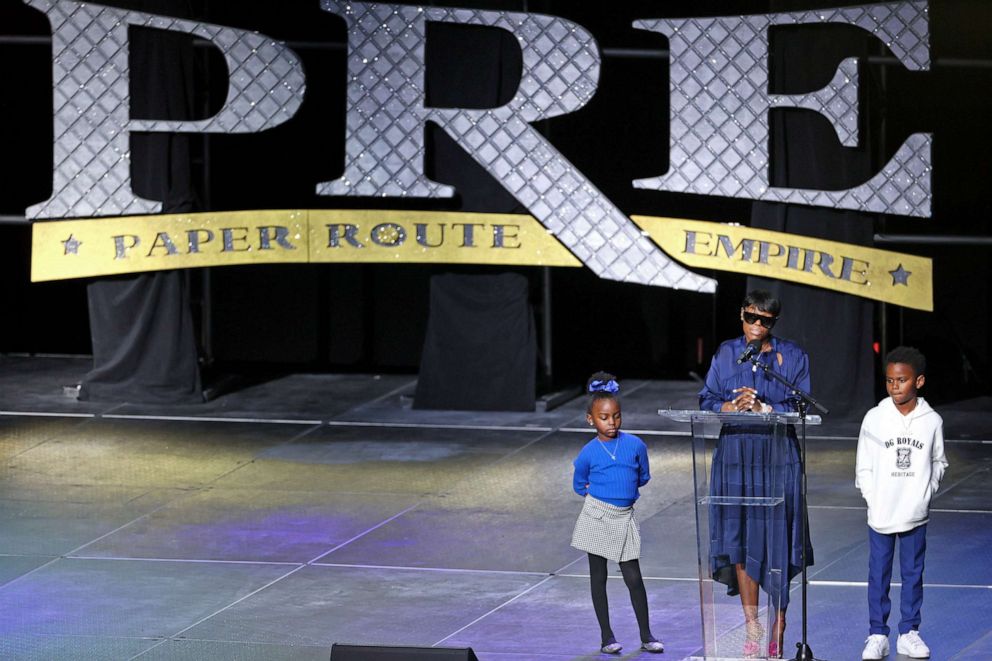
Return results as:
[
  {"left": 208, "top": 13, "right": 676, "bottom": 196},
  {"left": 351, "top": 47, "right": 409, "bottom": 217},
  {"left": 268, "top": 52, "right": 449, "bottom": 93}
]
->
[{"left": 736, "top": 339, "right": 762, "bottom": 365}]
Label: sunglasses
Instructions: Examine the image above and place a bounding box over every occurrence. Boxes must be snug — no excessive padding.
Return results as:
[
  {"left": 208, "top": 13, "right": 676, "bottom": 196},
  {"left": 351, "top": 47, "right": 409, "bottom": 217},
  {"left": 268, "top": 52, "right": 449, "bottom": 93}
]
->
[{"left": 742, "top": 310, "right": 778, "bottom": 329}]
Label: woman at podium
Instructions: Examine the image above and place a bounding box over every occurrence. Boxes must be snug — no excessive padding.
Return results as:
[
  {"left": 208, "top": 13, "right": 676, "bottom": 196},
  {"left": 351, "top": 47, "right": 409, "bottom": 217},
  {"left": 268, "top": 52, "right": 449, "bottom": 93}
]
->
[{"left": 698, "top": 289, "right": 814, "bottom": 658}]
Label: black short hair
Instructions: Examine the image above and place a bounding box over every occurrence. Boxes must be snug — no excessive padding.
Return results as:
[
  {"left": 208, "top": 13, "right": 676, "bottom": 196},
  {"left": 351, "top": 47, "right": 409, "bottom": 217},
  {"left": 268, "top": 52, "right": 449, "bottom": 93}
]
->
[
  {"left": 741, "top": 289, "right": 781, "bottom": 316},
  {"left": 586, "top": 371, "right": 619, "bottom": 413},
  {"left": 885, "top": 346, "right": 926, "bottom": 376}
]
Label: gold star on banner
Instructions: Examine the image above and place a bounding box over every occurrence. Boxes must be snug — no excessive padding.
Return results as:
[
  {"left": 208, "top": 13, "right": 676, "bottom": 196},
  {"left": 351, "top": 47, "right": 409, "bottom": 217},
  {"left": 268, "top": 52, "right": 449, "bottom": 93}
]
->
[
  {"left": 889, "top": 263, "right": 911, "bottom": 286},
  {"left": 61, "top": 234, "right": 82, "bottom": 255}
]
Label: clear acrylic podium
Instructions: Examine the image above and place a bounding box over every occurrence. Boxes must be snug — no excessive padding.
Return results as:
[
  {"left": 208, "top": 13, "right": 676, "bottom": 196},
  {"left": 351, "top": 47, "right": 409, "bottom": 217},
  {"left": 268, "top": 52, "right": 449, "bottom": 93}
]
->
[{"left": 658, "top": 410, "right": 820, "bottom": 661}]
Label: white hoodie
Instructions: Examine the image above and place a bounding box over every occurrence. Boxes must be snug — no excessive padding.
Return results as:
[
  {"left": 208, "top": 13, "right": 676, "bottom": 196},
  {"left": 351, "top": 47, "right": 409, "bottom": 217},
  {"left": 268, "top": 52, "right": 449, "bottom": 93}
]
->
[{"left": 855, "top": 396, "right": 948, "bottom": 534}]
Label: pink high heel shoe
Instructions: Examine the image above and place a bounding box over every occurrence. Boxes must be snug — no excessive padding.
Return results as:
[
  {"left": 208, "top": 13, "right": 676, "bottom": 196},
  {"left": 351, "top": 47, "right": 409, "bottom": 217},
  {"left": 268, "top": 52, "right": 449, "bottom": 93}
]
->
[
  {"left": 768, "top": 640, "right": 782, "bottom": 659},
  {"left": 743, "top": 620, "right": 764, "bottom": 659}
]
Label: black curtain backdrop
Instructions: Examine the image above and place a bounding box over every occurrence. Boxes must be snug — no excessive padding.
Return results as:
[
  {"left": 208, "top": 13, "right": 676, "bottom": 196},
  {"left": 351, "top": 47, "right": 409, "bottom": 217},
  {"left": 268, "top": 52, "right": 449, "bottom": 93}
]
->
[
  {"left": 79, "top": 5, "right": 201, "bottom": 403},
  {"left": 415, "top": 272, "right": 536, "bottom": 411},
  {"left": 414, "top": 22, "right": 537, "bottom": 410},
  {"left": 747, "top": 19, "right": 884, "bottom": 418},
  {"left": 424, "top": 21, "right": 524, "bottom": 215},
  {"left": 747, "top": 210, "right": 875, "bottom": 419}
]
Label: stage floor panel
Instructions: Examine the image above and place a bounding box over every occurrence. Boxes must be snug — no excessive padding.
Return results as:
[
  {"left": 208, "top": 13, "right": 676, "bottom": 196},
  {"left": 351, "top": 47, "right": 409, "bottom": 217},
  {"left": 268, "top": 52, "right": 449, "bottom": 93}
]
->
[
  {"left": 180, "top": 564, "right": 545, "bottom": 648},
  {"left": 72, "top": 489, "right": 427, "bottom": 564},
  {"left": 0, "top": 358, "right": 990, "bottom": 659}
]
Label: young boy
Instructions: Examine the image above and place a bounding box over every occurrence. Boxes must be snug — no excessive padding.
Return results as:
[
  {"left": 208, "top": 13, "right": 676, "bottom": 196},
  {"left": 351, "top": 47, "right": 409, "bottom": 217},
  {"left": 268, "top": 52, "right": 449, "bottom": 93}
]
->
[{"left": 857, "top": 347, "right": 947, "bottom": 660}]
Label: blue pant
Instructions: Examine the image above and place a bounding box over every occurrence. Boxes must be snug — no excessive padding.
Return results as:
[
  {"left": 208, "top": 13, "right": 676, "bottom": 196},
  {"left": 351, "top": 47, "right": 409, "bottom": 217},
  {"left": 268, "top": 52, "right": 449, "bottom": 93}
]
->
[{"left": 867, "top": 524, "right": 927, "bottom": 635}]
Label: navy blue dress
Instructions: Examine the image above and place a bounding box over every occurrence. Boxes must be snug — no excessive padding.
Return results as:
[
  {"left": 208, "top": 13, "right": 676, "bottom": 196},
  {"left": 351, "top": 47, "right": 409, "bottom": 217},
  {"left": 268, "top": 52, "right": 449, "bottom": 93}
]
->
[{"left": 699, "top": 335, "right": 814, "bottom": 609}]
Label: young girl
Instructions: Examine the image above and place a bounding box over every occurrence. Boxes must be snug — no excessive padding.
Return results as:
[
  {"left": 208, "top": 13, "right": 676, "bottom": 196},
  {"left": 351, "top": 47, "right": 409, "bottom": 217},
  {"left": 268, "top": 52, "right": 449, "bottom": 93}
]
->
[{"left": 571, "top": 372, "right": 664, "bottom": 654}]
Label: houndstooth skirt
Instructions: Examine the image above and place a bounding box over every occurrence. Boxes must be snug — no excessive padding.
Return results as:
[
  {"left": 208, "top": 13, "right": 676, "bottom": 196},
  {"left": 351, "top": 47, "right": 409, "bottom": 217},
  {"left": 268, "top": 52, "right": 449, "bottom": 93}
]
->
[{"left": 571, "top": 495, "right": 641, "bottom": 562}]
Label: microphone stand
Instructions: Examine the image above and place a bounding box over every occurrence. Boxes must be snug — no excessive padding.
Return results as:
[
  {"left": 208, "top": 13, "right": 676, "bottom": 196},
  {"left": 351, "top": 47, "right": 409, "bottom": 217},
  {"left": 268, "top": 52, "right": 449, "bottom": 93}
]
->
[{"left": 746, "top": 355, "right": 828, "bottom": 661}]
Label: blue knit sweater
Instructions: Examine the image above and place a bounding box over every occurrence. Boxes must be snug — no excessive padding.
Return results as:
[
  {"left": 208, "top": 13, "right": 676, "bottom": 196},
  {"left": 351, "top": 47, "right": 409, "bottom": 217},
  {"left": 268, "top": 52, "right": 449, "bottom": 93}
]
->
[{"left": 572, "top": 431, "right": 650, "bottom": 507}]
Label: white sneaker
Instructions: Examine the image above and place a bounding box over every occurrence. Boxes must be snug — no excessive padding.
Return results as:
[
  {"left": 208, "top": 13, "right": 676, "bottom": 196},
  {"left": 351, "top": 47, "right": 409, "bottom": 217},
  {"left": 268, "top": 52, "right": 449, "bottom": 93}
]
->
[
  {"left": 897, "top": 630, "right": 931, "bottom": 658},
  {"left": 862, "top": 634, "right": 889, "bottom": 660}
]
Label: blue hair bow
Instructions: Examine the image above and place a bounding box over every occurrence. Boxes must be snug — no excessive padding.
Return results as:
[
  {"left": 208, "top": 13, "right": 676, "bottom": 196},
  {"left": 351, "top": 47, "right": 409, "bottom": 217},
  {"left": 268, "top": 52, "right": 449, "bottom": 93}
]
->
[{"left": 589, "top": 379, "right": 620, "bottom": 394}]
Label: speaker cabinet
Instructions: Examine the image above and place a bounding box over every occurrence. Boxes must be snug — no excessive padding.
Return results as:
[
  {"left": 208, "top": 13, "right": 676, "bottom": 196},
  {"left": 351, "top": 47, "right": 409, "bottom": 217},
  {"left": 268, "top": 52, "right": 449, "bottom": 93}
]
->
[{"left": 330, "top": 643, "right": 479, "bottom": 660}]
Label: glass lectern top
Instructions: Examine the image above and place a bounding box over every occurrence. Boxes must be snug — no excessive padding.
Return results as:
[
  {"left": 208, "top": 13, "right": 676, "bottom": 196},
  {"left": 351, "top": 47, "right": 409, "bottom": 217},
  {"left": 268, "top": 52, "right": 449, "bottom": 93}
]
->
[{"left": 658, "top": 409, "right": 821, "bottom": 425}]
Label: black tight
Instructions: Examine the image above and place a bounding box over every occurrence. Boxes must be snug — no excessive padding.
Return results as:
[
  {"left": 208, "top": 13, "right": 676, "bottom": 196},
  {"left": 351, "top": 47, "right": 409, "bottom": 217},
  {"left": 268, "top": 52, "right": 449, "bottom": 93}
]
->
[{"left": 588, "top": 554, "right": 653, "bottom": 644}]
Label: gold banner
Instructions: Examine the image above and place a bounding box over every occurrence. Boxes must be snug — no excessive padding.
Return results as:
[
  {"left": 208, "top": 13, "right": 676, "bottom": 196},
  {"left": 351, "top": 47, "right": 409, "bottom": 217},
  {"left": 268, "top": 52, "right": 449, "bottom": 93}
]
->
[
  {"left": 633, "top": 215, "right": 933, "bottom": 311},
  {"left": 31, "top": 209, "right": 932, "bottom": 311},
  {"left": 31, "top": 209, "right": 580, "bottom": 282},
  {"left": 31, "top": 210, "right": 310, "bottom": 281}
]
